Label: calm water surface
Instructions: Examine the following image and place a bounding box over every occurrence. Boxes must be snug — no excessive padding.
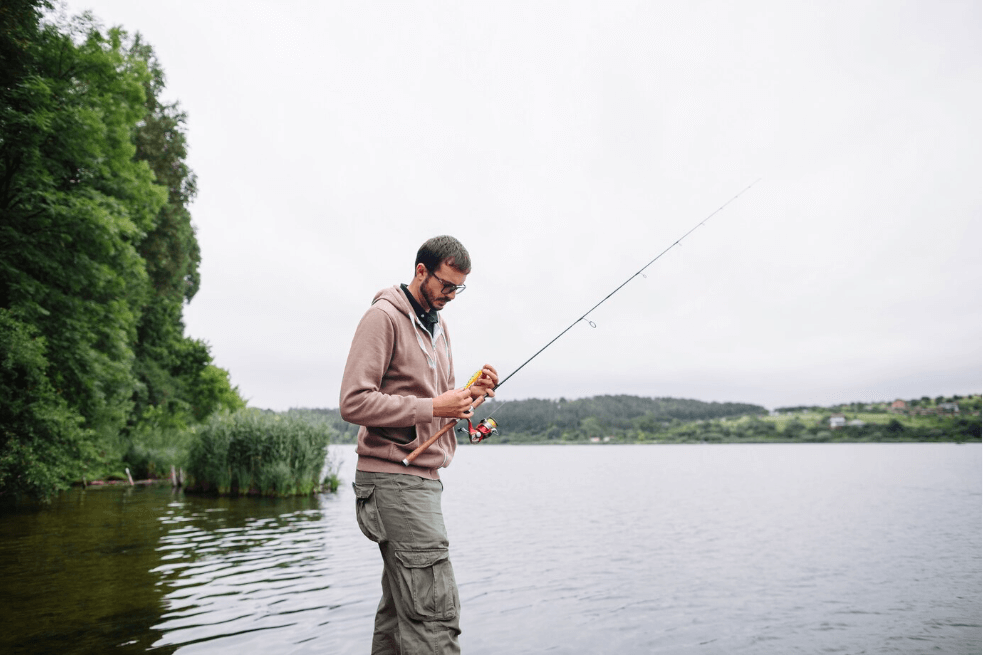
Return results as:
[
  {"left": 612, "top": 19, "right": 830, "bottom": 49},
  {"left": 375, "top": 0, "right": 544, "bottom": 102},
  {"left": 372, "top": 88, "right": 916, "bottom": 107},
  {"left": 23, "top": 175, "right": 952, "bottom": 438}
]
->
[{"left": 0, "top": 443, "right": 979, "bottom": 654}]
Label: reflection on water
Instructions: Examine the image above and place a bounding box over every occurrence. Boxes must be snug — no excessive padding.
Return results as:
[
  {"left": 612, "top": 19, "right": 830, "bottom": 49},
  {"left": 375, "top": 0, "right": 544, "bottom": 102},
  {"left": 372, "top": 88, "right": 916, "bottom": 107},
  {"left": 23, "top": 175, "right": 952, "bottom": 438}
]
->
[
  {"left": 0, "top": 444, "right": 980, "bottom": 655},
  {"left": 0, "top": 484, "right": 169, "bottom": 654},
  {"left": 152, "top": 493, "right": 377, "bottom": 654},
  {"left": 0, "top": 462, "right": 381, "bottom": 655}
]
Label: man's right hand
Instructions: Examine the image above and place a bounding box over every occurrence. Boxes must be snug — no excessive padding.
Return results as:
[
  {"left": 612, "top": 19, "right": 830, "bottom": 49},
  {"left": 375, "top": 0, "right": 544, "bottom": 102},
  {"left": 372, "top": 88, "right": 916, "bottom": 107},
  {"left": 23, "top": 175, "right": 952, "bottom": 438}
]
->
[{"left": 433, "top": 387, "right": 476, "bottom": 419}]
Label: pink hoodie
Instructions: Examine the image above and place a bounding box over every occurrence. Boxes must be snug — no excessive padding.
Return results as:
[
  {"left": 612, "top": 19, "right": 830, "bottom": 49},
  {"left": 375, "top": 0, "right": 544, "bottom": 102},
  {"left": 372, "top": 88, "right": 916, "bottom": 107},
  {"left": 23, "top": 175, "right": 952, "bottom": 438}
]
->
[{"left": 340, "top": 285, "right": 458, "bottom": 479}]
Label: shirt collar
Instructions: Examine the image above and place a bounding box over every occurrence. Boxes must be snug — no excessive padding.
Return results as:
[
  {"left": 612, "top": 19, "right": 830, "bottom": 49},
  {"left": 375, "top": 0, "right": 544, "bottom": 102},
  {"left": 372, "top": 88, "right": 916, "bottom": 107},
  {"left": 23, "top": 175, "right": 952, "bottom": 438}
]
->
[{"left": 401, "top": 284, "right": 439, "bottom": 327}]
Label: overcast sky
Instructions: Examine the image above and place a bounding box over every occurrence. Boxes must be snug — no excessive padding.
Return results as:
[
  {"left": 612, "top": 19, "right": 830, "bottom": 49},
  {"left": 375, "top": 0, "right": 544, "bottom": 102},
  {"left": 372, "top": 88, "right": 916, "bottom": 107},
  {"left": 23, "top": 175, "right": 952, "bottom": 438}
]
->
[{"left": 65, "top": 0, "right": 981, "bottom": 411}]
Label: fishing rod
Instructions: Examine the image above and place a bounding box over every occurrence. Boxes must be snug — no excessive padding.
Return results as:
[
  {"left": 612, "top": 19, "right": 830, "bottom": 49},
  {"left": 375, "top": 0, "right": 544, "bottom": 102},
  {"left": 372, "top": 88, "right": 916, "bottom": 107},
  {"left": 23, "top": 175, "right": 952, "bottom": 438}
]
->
[{"left": 403, "top": 179, "right": 761, "bottom": 466}]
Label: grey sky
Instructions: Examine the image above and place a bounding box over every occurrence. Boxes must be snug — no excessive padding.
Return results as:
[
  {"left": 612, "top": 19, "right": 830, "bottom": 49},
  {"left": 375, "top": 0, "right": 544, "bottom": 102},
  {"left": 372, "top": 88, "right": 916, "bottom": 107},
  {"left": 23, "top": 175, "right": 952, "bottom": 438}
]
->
[{"left": 66, "top": 0, "right": 982, "bottom": 411}]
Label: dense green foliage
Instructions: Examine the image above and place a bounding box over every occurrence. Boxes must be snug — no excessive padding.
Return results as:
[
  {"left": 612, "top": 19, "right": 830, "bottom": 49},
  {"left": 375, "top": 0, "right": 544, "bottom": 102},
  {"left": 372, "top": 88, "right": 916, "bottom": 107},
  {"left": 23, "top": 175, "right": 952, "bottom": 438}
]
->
[
  {"left": 186, "top": 410, "right": 339, "bottom": 496},
  {"left": 1, "top": 2, "right": 243, "bottom": 498},
  {"left": 0, "top": 308, "right": 91, "bottom": 496}
]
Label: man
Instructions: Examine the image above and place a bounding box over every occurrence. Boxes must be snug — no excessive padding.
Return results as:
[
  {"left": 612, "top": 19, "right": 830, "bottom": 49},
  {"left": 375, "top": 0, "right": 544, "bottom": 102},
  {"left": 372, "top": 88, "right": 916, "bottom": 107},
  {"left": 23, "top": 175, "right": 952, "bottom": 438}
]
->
[{"left": 340, "top": 235, "right": 498, "bottom": 655}]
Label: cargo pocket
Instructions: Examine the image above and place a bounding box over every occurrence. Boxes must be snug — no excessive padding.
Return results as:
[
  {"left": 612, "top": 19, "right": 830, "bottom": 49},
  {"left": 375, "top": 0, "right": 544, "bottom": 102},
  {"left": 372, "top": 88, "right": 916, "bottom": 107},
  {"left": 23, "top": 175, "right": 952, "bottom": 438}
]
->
[
  {"left": 394, "top": 549, "right": 460, "bottom": 621},
  {"left": 353, "top": 483, "right": 387, "bottom": 543}
]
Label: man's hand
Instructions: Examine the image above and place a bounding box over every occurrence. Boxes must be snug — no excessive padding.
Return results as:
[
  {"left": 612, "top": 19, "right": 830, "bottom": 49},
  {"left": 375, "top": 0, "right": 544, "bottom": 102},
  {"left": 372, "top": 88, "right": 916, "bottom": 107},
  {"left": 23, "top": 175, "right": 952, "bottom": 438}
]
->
[
  {"left": 433, "top": 365, "right": 500, "bottom": 419},
  {"left": 433, "top": 387, "right": 477, "bottom": 419},
  {"left": 469, "top": 364, "right": 499, "bottom": 400}
]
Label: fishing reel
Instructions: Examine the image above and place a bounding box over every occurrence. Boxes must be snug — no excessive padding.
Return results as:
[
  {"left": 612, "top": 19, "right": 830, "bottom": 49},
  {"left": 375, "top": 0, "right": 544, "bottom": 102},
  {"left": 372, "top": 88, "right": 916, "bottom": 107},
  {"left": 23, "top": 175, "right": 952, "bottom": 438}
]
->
[{"left": 459, "top": 417, "right": 498, "bottom": 444}]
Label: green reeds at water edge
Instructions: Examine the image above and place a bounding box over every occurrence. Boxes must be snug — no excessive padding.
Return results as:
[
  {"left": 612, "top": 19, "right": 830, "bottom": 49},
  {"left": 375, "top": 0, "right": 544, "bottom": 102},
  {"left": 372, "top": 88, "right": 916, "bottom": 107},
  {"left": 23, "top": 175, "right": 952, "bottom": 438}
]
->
[{"left": 186, "top": 410, "right": 340, "bottom": 496}]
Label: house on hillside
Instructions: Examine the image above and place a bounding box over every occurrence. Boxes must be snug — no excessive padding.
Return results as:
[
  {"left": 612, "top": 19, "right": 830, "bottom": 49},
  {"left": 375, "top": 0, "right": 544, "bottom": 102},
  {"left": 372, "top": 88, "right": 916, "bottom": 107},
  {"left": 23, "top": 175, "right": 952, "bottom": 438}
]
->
[
  {"left": 891, "top": 400, "right": 908, "bottom": 414},
  {"left": 938, "top": 402, "right": 960, "bottom": 415},
  {"left": 829, "top": 413, "right": 846, "bottom": 429}
]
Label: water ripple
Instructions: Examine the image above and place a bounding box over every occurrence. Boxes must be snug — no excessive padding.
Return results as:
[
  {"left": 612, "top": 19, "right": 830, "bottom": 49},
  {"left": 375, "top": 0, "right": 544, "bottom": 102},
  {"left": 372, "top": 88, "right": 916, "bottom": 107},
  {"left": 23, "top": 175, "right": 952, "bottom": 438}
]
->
[{"left": 141, "top": 480, "right": 381, "bottom": 654}]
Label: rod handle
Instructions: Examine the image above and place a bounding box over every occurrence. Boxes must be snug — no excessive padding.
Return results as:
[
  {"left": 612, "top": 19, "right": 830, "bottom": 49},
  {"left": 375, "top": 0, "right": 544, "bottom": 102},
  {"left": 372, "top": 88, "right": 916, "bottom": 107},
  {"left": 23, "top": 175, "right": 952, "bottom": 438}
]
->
[{"left": 402, "top": 395, "right": 487, "bottom": 466}]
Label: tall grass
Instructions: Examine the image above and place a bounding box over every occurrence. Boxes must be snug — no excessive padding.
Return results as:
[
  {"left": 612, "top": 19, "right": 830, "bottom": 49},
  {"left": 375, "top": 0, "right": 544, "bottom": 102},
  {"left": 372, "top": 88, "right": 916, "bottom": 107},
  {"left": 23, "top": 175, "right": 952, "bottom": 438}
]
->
[
  {"left": 186, "top": 410, "right": 338, "bottom": 496},
  {"left": 122, "top": 418, "right": 195, "bottom": 481}
]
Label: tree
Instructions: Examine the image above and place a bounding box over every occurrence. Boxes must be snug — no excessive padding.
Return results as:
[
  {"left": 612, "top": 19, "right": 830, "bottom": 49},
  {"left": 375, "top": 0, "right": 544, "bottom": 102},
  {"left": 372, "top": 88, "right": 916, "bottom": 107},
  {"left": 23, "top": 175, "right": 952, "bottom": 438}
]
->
[
  {"left": 124, "top": 34, "right": 244, "bottom": 431},
  {"left": 886, "top": 419, "right": 905, "bottom": 435},
  {"left": 1, "top": 9, "right": 165, "bottom": 451},
  {"left": 0, "top": 5, "right": 243, "bottom": 496},
  {"left": 580, "top": 416, "right": 605, "bottom": 440},
  {"left": 0, "top": 308, "right": 92, "bottom": 497}
]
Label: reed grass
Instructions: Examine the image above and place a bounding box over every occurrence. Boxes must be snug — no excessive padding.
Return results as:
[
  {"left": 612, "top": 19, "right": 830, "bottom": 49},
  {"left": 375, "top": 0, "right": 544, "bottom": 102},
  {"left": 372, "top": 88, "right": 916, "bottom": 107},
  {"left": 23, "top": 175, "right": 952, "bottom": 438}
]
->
[{"left": 186, "top": 409, "right": 337, "bottom": 496}]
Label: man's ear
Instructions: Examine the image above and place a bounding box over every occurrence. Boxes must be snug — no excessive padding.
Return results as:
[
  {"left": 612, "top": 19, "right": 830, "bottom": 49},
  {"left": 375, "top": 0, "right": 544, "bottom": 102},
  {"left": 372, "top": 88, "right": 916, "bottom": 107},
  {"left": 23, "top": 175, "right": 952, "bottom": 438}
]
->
[{"left": 414, "top": 263, "right": 428, "bottom": 279}]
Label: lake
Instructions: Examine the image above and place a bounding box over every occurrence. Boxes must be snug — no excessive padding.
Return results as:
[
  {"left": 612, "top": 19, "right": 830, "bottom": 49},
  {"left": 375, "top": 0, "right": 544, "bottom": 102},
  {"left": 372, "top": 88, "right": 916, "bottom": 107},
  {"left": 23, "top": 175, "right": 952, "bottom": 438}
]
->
[{"left": 0, "top": 443, "right": 979, "bottom": 654}]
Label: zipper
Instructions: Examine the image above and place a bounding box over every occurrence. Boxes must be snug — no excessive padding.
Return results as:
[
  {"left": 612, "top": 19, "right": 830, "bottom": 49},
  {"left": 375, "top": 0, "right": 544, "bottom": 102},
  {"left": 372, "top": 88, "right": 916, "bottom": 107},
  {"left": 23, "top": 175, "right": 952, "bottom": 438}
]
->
[{"left": 407, "top": 311, "right": 450, "bottom": 388}]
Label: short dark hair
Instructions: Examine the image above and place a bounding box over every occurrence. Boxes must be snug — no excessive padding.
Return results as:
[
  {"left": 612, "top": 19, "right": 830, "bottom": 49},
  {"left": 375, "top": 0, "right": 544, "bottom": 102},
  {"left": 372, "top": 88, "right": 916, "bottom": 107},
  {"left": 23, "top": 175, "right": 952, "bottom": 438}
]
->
[{"left": 416, "top": 235, "right": 471, "bottom": 274}]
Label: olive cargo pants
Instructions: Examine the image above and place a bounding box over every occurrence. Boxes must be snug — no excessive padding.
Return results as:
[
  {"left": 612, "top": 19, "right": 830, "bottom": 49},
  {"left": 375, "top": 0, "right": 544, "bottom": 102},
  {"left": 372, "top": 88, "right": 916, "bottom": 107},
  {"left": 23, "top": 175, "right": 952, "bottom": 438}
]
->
[{"left": 354, "top": 471, "right": 462, "bottom": 655}]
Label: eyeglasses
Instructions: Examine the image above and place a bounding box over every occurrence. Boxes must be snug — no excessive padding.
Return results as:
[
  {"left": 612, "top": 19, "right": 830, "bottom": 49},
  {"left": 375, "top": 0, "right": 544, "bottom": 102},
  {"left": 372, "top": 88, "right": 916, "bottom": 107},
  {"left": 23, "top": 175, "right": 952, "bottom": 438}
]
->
[{"left": 430, "top": 272, "right": 466, "bottom": 295}]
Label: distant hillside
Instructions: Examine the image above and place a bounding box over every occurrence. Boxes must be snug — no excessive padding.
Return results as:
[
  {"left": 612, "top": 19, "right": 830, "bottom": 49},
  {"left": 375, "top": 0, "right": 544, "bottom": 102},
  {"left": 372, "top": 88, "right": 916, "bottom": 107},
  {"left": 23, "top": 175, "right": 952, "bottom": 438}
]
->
[
  {"left": 480, "top": 395, "right": 767, "bottom": 435},
  {"left": 281, "top": 392, "right": 981, "bottom": 445},
  {"left": 776, "top": 393, "right": 981, "bottom": 417},
  {"left": 287, "top": 395, "right": 768, "bottom": 444}
]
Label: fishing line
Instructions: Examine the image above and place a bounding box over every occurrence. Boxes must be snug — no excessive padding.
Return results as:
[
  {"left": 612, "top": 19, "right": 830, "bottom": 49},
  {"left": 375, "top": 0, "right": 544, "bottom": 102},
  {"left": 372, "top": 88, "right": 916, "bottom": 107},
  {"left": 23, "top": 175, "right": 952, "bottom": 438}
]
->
[
  {"left": 492, "top": 178, "right": 761, "bottom": 394},
  {"left": 404, "top": 179, "right": 761, "bottom": 461}
]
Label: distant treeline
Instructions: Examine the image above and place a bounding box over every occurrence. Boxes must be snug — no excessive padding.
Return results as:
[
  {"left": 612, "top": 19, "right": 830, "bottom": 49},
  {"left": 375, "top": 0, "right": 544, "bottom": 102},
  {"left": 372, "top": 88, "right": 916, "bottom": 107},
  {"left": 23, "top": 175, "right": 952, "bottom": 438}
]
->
[
  {"left": 293, "top": 396, "right": 768, "bottom": 444},
  {"left": 770, "top": 416, "right": 981, "bottom": 443},
  {"left": 777, "top": 394, "right": 981, "bottom": 415},
  {"left": 479, "top": 395, "right": 767, "bottom": 439},
  {"left": 291, "top": 393, "right": 981, "bottom": 445}
]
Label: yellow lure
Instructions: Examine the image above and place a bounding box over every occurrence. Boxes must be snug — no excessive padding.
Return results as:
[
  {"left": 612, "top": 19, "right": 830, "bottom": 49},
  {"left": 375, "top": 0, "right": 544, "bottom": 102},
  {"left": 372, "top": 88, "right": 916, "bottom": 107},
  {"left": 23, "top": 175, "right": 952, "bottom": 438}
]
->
[{"left": 464, "top": 369, "right": 483, "bottom": 389}]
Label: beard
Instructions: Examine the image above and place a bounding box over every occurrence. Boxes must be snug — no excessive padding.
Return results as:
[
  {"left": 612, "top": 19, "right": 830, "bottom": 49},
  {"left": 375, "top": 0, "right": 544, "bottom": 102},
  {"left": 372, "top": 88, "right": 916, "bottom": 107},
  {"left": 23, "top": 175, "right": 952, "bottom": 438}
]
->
[{"left": 422, "top": 275, "right": 450, "bottom": 310}]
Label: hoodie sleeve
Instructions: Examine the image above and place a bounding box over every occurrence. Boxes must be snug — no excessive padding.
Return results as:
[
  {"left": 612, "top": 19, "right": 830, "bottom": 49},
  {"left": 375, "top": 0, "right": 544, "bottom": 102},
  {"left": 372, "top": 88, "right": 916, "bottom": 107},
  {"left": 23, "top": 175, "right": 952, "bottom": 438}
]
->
[{"left": 339, "top": 306, "right": 434, "bottom": 428}]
